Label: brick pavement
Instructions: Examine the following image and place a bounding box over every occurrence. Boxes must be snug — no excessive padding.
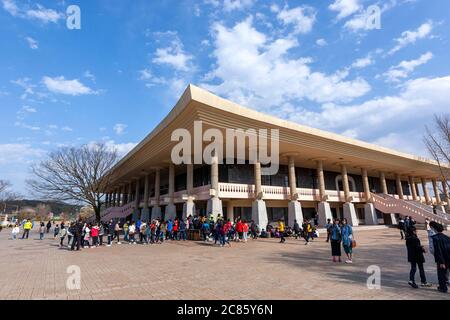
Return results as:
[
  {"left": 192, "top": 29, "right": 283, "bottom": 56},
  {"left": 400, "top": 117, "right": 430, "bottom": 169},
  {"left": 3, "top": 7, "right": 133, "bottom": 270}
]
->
[{"left": 0, "top": 226, "right": 448, "bottom": 300}]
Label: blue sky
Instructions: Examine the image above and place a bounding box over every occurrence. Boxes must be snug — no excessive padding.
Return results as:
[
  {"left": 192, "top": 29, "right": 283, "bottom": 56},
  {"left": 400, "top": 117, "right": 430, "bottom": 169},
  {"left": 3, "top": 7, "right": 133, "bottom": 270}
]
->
[{"left": 1, "top": 0, "right": 450, "bottom": 195}]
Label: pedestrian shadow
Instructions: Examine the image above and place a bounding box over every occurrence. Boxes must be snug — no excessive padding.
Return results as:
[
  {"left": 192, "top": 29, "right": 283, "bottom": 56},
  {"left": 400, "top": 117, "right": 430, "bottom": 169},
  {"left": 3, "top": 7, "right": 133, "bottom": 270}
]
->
[{"left": 263, "top": 243, "right": 445, "bottom": 299}]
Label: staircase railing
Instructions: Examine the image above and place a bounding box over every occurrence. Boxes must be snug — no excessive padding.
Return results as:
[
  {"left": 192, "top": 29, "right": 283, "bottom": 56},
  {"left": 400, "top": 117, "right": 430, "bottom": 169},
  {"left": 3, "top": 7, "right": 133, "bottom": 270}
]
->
[{"left": 372, "top": 193, "right": 450, "bottom": 226}]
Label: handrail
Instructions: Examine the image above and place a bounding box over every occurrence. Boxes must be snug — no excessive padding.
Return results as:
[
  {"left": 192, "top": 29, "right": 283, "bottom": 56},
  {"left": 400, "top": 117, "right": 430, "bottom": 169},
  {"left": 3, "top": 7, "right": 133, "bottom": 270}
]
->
[{"left": 372, "top": 193, "right": 449, "bottom": 225}]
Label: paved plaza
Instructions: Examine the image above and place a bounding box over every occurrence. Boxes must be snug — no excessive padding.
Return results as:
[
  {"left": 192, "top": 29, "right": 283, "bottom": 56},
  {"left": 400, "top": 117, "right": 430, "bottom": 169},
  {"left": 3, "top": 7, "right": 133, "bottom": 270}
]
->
[{"left": 0, "top": 226, "right": 448, "bottom": 300}]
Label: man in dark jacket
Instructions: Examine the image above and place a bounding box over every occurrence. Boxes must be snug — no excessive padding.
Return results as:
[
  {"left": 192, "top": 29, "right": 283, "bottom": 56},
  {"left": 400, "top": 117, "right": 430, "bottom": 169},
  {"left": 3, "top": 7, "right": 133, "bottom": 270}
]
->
[
  {"left": 107, "top": 219, "right": 115, "bottom": 246},
  {"left": 405, "top": 227, "right": 431, "bottom": 288},
  {"left": 430, "top": 221, "right": 450, "bottom": 293},
  {"left": 70, "top": 220, "right": 82, "bottom": 251}
]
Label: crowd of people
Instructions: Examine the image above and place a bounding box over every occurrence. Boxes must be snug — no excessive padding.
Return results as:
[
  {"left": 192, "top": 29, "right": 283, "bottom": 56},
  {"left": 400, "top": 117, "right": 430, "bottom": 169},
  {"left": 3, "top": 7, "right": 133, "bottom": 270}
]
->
[{"left": 8, "top": 212, "right": 450, "bottom": 294}]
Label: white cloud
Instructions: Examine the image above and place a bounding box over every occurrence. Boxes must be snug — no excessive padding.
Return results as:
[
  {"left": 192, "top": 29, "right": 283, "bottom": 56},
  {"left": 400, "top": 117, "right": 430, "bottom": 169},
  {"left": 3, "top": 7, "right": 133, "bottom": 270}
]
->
[
  {"left": 152, "top": 37, "right": 194, "bottom": 72},
  {"left": 223, "top": 0, "right": 255, "bottom": 12},
  {"left": 61, "top": 126, "right": 73, "bottom": 132},
  {"left": 25, "top": 4, "right": 63, "bottom": 23},
  {"left": 316, "top": 38, "right": 327, "bottom": 46},
  {"left": 42, "top": 76, "right": 95, "bottom": 96},
  {"left": 2, "top": 0, "right": 18, "bottom": 16},
  {"left": 329, "top": 0, "right": 361, "bottom": 20},
  {"left": 202, "top": 18, "right": 370, "bottom": 112},
  {"left": 0, "top": 143, "right": 45, "bottom": 165},
  {"left": 113, "top": 123, "right": 127, "bottom": 135},
  {"left": 388, "top": 21, "right": 433, "bottom": 55},
  {"left": 90, "top": 140, "right": 137, "bottom": 158},
  {"left": 25, "top": 36, "right": 38, "bottom": 49},
  {"left": 382, "top": 51, "right": 433, "bottom": 82},
  {"left": 83, "top": 70, "right": 96, "bottom": 82},
  {"left": 287, "top": 76, "right": 450, "bottom": 155},
  {"left": 139, "top": 68, "right": 152, "bottom": 80},
  {"left": 275, "top": 5, "right": 316, "bottom": 35},
  {"left": 351, "top": 56, "right": 373, "bottom": 69},
  {"left": 2, "top": 1, "right": 63, "bottom": 24},
  {"left": 20, "top": 105, "right": 37, "bottom": 113}
]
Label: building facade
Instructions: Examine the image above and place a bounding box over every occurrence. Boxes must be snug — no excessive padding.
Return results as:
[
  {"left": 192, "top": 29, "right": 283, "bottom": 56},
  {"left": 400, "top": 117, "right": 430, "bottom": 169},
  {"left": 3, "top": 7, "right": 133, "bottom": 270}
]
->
[{"left": 100, "top": 85, "right": 450, "bottom": 228}]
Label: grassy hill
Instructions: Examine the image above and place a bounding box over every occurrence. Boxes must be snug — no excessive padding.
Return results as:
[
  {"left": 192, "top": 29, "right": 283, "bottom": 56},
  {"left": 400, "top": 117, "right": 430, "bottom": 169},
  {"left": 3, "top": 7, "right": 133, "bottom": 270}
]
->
[{"left": 3, "top": 200, "right": 81, "bottom": 215}]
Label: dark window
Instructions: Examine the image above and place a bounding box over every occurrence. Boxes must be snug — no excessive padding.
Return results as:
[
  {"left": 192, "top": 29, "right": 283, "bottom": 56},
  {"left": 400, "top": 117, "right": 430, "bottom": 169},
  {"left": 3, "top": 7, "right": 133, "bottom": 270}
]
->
[
  {"left": 175, "top": 173, "right": 186, "bottom": 192},
  {"left": 386, "top": 179, "right": 397, "bottom": 194},
  {"left": 267, "top": 207, "right": 288, "bottom": 223}
]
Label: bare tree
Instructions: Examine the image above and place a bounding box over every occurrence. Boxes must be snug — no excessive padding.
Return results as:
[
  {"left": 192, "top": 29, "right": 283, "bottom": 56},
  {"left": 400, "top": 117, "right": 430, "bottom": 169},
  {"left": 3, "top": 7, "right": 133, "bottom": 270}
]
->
[
  {"left": 0, "top": 180, "right": 11, "bottom": 194},
  {"left": 27, "top": 143, "right": 118, "bottom": 222},
  {"left": 424, "top": 114, "right": 450, "bottom": 193}
]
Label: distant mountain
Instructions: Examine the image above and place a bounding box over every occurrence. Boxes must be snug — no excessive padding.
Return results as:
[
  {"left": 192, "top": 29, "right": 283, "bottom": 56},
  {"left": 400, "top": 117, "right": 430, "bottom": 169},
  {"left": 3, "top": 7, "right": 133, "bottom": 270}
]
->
[{"left": 2, "top": 200, "right": 82, "bottom": 215}]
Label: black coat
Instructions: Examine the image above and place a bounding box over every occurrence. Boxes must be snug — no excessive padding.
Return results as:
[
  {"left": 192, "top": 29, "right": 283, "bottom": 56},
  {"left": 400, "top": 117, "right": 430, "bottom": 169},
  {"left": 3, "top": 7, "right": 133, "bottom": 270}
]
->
[
  {"left": 405, "top": 235, "right": 425, "bottom": 263},
  {"left": 432, "top": 233, "right": 450, "bottom": 265}
]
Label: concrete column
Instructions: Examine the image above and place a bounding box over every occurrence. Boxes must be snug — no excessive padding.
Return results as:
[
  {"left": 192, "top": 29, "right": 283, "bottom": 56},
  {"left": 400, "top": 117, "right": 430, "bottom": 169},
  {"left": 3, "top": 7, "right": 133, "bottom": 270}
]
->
[
  {"left": 126, "top": 183, "right": 131, "bottom": 204},
  {"left": 165, "top": 164, "right": 177, "bottom": 221},
  {"left": 432, "top": 179, "right": 441, "bottom": 204},
  {"left": 105, "top": 193, "right": 109, "bottom": 208},
  {"left": 442, "top": 179, "right": 450, "bottom": 212},
  {"left": 183, "top": 163, "right": 196, "bottom": 220},
  {"left": 395, "top": 174, "right": 404, "bottom": 200},
  {"left": 317, "top": 160, "right": 332, "bottom": 226},
  {"left": 120, "top": 186, "right": 125, "bottom": 206},
  {"left": 341, "top": 164, "right": 358, "bottom": 226},
  {"left": 141, "top": 173, "right": 150, "bottom": 222},
  {"left": 362, "top": 168, "right": 377, "bottom": 225},
  {"left": 207, "top": 154, "right": 223, "bottom": 220},
  {"left": 409, "top": 177, "right": 418, "bottom": 201},
  {"left": 151, "top": 169, "right": 162, "bottom": 221},
  {"left": 287, "top": 156, "right": 303, "bottom": 227},
  {"left": 380, "top": 172, "right": 388, "bottom": 194},
  {"left": 132, "top": 178, "right": 140, "bottom": 221},
  {"left": 251, "top": 161, "right": 268, "bottom": 229},
  {"left": 317, "top": 160, "right": 326, "bottom": 201},
  {"left": 421, "top": 178, "right": 431, "bottom": 204}
]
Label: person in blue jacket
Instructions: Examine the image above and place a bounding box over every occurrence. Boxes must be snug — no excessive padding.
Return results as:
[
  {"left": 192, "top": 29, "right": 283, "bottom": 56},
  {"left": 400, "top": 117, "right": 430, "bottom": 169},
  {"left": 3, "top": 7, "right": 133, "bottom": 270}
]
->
[{"left": 341, "top": 218, "right": 354, "bottom": 264}]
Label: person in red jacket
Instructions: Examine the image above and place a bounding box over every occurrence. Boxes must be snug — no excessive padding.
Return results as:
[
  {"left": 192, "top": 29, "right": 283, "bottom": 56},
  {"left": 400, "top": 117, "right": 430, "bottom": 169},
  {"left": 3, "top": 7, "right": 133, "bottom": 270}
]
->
[
  {"left": 173, "top": 219, "right": 179, "bottom": 240},
  {"left": 242, "top": 220, "right": 249, "bottom": 242},
  {"left": 91, "top": 223, "right": 100, "bottom": 247},
  {"left": 235, "top": 219, "right": 243, "bottom": 241}
]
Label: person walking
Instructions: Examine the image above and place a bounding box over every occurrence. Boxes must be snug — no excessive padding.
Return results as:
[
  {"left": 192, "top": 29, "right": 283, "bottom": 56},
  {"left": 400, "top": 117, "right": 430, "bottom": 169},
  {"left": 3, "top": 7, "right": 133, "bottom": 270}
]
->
[
  {"left": 167, "top": 219, "right": 173, "bottom": 240},
  {"left": 11, "top": 224, "right": 20, "bottom": 240},
  {"left": 46, "top": 221, "right": 52, "bottom": 234},
  {"left": 278, "top": 219, "right": 286, "bottom": 243},
  {"left": 140, "top": 222, "right": 147, "bottom": 244},
  {"left": 99, "top": 222, "right": 105, "bottom": 246},
  {"left": 330, "top": 219, "right": 342, "bottom": 263},
  {"left": 70, "top": 220, "right": 82, "bottom": 251},
  {"left": 325, "top": 218, "right": 332, "bottom": 242},
  {"left": 405, "top": 226, "right": 432, "bottom": 288},
  {"left": 39, "top": 222, "right": 45, "bottom": 240},
  {"left": 302, "top": 219, "right": 312, "bottom": 245},
  {"left": 21, "top": 219, "right": 32, "bottom": 239},
  {"left": 83, "top": 224, "right": 91, "bottom": 248},
  {"left": 107, "top": 219, "right": 115, "bottom": 246},
  {"left": 341, "top": 218, "right": 354, "bottom": 263},
  {"left": 91, "top": 223, "right": 100, "bottom": 247},
  {"left": 398, "top": 218, "right": 405, "bottom": 240},
  {"left": 128, "top": 222, "right": 136, "bottom": 244},
  {"left": 242, "top": 220, "right": 249, "bottom": 242},
  {"left": 293, "top": 219, "right": 301, "bottom": 240},
  {"left": 114, "top": 221, "right": 122, "bottom": 244},
  {"left": 59, "top": 224, "right": 67, "bottom": 247},
  {"left": 429, "top": 221, "right": 450, "bottom": 293},
  {"left": 250, "top": 220, "right": 258, "bottom": 239},
  {"left": 179, "top": 219, "right": 187, "bottom": 241},
  {"left": 53, "top": 224, "right": 60, "bottom": 240},
  {"left": 123, "top": 221, "right": 129, "bottom": 242}
]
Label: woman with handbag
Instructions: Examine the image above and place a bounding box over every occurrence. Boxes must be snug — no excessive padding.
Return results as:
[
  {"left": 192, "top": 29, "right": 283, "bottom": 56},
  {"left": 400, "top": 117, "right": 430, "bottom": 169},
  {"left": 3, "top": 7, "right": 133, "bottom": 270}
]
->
[{"left": 341, "top": 218, "right": 354, "bottom": 264}]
